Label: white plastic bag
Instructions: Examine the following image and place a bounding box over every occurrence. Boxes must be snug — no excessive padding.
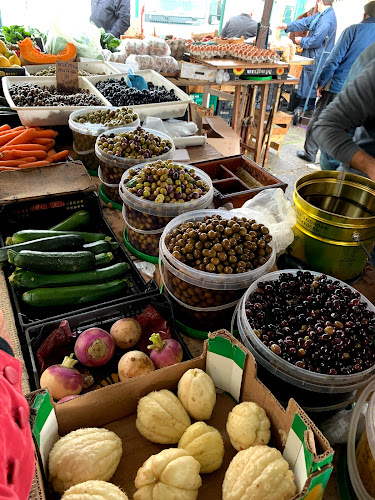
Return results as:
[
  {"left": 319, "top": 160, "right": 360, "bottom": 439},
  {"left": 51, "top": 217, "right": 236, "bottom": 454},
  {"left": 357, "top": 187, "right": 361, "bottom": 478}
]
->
[
  {"left": 45, "top": 17, "right": 103, "bottom": 60},
  {"left": 230, "top": 188, "right": 296, "bottom": 255},
  {"left": 142, "top": 117, "right": 198, "bottom": 138},
  {"left": 320, "top": 405, "right": 367, "bottom": 445}
]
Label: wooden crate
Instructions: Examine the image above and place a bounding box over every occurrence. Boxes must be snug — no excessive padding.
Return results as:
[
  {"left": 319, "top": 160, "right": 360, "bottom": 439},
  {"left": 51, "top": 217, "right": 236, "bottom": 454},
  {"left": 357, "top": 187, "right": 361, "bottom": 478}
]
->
[{"left": 192, "top": 154, "right": 287, "bottom": 208}]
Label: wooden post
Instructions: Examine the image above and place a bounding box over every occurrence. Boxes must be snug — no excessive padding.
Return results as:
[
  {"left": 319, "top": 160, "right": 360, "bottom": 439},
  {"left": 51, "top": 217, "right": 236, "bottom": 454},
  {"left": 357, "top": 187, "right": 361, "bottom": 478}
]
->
[{"left": 256, "top": 0, "right": 274, "bottom": 49}]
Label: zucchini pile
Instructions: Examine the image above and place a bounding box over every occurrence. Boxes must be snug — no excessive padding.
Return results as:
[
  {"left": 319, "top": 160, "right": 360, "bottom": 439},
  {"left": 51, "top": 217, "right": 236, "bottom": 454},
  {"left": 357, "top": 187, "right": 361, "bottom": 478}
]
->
[{"left": 2, "top": 210, "right": 130, "bottom": 308}]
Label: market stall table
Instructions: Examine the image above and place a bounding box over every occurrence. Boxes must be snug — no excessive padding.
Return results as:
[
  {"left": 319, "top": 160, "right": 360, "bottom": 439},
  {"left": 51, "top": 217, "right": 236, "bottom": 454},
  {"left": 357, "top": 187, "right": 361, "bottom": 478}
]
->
[{"left": 168, "top": 73, "right": 299, "bottom": 166}]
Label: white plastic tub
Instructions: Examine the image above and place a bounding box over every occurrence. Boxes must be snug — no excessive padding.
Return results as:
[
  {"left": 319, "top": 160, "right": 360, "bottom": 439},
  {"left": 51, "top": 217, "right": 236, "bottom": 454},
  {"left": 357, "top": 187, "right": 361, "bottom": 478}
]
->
[
  {"left": 25, "top": 61, "right": 121, "bottom": 76},
  {"left": 122, "top": 205, "right": 163, "bottom": 257},
  {"left": 2, "top": 76, "right": 111, "bottom": 126},
  {"left": 236, "top": 269, "right": 375, "bottom": 412},
  {"left": 87, "top": 70, "right": 192, "bottom": 120}
]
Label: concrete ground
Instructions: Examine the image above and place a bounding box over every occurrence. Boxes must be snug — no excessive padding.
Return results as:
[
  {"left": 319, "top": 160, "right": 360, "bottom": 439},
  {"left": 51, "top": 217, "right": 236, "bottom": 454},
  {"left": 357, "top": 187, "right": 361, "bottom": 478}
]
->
[{"left": 263, "top": 123, "right": 320, "bottom": 200}]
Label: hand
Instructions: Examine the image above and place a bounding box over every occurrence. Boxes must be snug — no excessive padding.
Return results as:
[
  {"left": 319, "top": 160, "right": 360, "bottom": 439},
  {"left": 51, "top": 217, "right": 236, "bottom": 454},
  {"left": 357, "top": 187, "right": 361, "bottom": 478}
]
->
[
  {"left": 295, "top": 37, "right": 302, "bottom": 45},
  {"left": 317, "top": 87, "right": 323, "bottom": 97},
  {"left": 276, "top": 24, "right": 288, "bottom": 30},
  {"left": 0, "top": 310, "right": 13, "bottom": 351}
]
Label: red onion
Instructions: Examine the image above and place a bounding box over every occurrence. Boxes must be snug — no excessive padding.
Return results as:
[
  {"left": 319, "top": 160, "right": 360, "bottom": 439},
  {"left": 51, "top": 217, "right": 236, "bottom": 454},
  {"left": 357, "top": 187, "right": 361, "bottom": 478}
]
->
[
  {"left": 74, "top": 328, "right": 115, "bottom": 367},
  {"left": 40, "top": 354, "right": 83, "bottom": 401},
  {"left": 147, "top": 333, "right": 183, "bottom": 368}
]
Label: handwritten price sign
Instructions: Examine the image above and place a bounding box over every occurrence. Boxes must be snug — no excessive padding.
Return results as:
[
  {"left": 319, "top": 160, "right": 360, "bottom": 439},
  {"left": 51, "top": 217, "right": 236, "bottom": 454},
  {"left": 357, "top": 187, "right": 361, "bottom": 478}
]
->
[{"left": 56, "top": 60, "right": 79, "bottom": 92}]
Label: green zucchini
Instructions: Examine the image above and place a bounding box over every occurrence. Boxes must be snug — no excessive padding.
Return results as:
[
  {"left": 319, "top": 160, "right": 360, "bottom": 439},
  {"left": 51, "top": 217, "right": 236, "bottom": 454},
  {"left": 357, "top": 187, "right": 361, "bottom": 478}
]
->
[
  {"left": 50, "top": 210, "right": 90, "bottom": 231},
  {"left": 9, "top": 262, "right": 129, "bottom": 288},
  {"left": 21, "top": 278, "right": 131, "bottom": 307},
  {"left": 0, "top": 235, "right": 84, "bottom": 263},
  {"left": 7, "top": 250, "right": 113, "bottom": 273},
  {"left": 6, "top": 230, "right": 111, "bottom": 246},
  {"left": 83, "top": 240, "right": 119, "bottom": 255}
]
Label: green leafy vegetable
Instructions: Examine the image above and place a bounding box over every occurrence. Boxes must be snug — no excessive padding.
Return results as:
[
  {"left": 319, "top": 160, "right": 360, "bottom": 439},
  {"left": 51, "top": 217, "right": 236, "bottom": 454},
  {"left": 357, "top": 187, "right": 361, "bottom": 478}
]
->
[
  {"left": 99, "top": 28, "right": 121, "bottom": 53},
  {"left": 0, "top": 25, "right": 46, "bottom": 45}
]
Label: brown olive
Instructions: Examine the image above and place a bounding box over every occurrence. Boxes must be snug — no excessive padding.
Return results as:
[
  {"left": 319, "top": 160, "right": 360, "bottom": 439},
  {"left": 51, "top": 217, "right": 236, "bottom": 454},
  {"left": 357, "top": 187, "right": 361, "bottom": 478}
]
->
[
  {"left": 222, "top": 239, "right": 231, "bottom": 250},
  {"left": 213, "top": 243, "right": 223, "bottom": 252},
  {"left": 218, "top": 252, "right": 227, "bottom": 262},
  {"left": 229, "top": 255, "right": 237, "bottom": 264},
  {"left": 232, "top": 223, "right": 240, "bottom": 232},
  {"left": 200, "top": 233, "right": 208, "bottom": 242},
  {"left": 206, "top": 263, "right": 216, "bottom": 273},
  {"left": 251, "top": 223, "right": 260, "bottom": 231},
  {"left": 211, "top": 257, "right": 220, "bottom": 266},
  {"left": 224, "top": 227, "right": 233, "bottom": 236},
  {"left": 224, "top": 266, "right": 233, "bottom": 274}
]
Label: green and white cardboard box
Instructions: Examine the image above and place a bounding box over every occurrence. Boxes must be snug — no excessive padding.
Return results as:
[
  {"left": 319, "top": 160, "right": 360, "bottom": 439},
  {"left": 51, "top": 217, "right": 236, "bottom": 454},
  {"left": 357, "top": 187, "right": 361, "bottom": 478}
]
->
[{"left": 28, "top": 331, "right": 334, "bottom": 499}]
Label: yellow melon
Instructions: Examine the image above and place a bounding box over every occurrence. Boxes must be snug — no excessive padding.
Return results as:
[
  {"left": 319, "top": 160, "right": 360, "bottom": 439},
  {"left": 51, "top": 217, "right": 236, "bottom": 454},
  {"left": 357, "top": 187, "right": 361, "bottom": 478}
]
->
[{"left": 0, "top": 55, "right": 11, "bottom": 67}]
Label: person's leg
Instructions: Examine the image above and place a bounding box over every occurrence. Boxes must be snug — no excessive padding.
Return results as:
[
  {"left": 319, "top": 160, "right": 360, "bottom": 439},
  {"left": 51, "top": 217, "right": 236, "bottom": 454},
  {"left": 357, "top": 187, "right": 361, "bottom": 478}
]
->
[{"left": 297, "top": 91, "right": 336, "bottom": 162}]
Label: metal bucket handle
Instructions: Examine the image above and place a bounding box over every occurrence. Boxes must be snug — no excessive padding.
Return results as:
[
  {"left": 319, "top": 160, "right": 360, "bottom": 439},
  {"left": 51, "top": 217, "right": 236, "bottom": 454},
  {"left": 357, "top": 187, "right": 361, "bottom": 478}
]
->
[{"left": 352, "top": 232, "right": 373, "bottom": 260}]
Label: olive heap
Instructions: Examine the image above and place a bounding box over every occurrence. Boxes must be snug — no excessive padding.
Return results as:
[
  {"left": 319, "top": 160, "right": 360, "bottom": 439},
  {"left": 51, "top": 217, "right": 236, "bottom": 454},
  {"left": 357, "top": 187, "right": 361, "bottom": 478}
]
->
[
  {"left": 97, "top": 126, "right": 173, "bottom": 160},
  {"left": 245, "top": 271, "right": 375, "bottom": 375},
  {"left": 9, "top": 83, "right": 103, "bottom": 107},
  {"left": 35, "top": 67, "right": 96, "bottom": 76},
  {"left": 126, "top": 161, "right": 210, "bottom": 204},
  {"left": 73, "top": 107, "right": 138, "bottom": 127},
  {"left": 95, "top": 78, "right": 179, "bottom": 107},
  {"left": 165, "top": 215, "right": 272, "bottom": 274}
]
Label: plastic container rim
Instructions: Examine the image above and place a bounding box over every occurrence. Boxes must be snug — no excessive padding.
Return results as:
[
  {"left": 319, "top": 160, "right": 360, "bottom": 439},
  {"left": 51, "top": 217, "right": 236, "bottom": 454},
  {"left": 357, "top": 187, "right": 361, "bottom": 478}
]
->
[
  {"left": 98, "top": 166, "right": 119, "bottom": 188},
  {"left": 159, "top": 209, "right": 276, "bottom": 290},
  {"left": 238, "top": 269, "right": 375, "bottom": 390},
  {"left": 99, "top": 185, "right": 122, "bottom": 211},
  {"left": 73, "top": 141, "right": 95, "bottom": 156},
  {"left": 95, "top": 126, "right": 175, "bottom": 169},
  {"left": 123, "top": 228, "right": 159, "bottom": 264},
  {"left": 69, "top": 106, "right": 140, "bottom": 136},
  {"left": 119, "top": 162, "right": 214, "bottom": 216}
]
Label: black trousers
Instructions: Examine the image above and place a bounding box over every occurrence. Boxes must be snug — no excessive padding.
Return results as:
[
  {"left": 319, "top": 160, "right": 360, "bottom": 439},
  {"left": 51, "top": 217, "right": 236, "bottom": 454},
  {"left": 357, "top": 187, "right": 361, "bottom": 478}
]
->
[{"left": 304, "top": 90, "right": 336, "bottom": 161}]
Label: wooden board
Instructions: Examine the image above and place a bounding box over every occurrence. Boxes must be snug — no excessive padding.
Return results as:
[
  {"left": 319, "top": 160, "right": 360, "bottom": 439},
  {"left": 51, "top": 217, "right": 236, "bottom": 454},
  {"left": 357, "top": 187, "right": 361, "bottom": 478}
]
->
[
  {"left": 189, "top": 56, "right": 289, "bottom": 70},
  {"left": 289, "top": 54, "right": 315, "bottom": 66}
]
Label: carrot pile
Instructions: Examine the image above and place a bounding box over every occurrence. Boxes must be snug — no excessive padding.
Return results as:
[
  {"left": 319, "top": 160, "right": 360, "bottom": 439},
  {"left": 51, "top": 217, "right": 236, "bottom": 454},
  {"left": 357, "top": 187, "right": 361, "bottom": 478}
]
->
[{"left": 0, "top": 124, "right": 69, "bottom": 172}]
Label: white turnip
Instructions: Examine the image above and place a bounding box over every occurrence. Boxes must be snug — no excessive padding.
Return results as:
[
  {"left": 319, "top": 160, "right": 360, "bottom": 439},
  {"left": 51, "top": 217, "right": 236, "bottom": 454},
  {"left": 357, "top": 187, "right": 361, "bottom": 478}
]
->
[
  {"left": 118, "top": 351, "right": 155, "bottom": 382},
  {"left": 148, "top": 333, "right": 183, "bottom": 368},
  {"left": 110, "top": 318, "right": 142, "bottom": 349},
  {"left": 40, "top": 354, "right": 83, "bottom": 401},
  {"left": 74, "top": 328, "right": 115, "bottom": 367}
]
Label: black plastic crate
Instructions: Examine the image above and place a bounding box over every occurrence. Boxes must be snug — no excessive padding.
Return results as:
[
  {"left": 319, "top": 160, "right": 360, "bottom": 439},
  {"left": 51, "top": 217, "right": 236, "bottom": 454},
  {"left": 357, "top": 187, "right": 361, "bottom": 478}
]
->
[
  {"left": 0, "top": 191, "right": 158, "bottom": 331},
  {"left": 25, "top": 294, "right": 192, "bottom": 391}
]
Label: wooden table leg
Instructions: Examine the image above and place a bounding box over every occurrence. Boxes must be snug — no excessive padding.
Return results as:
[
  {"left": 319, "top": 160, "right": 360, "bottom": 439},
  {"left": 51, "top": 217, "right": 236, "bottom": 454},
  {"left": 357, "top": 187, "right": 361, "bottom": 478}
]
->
[
  {"left": 262, "top": 83, "right": 282, "bottom": 167},
  {"left": 245, "top": 86, "right": 257, "bottom": 144},
  {"left": 232, "top": 86, "right": 242, "bottom": 132},
  {"left": 237, "top": 86, "right": 249, "bottom": 136},
  {"left": 202, "top": 85, "right": 210, "bottom": 108},
  {"left": 254, "top": 84, "right": 269, "bottom": 164}
]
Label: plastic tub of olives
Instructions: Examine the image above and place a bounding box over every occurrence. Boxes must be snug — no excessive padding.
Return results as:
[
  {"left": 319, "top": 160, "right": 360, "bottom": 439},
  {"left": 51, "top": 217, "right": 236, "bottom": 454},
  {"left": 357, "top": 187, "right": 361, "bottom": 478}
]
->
[
  {"left": 72, "top": 142, "right": 99, "bottom": 173},
  {"left": 119, "top": 162, "right": 214, "bottom": 232},
  {"left": 69, "top": 107, "right": 140, "bottom": 153},
  {"left": 159, "top": 209, "right": 276, "bottom": 309},
  {"left": 98, "top": 167, "right": 123, "bottom": 205},
  {"left": 122, "top": 205, "right": 163, "bottom": 257},
  {"left": 238, "top": 270, "right": 375, "bottom": 395},
  {"left": 95, "top": 127, "right": 176, "bottom": 184}
]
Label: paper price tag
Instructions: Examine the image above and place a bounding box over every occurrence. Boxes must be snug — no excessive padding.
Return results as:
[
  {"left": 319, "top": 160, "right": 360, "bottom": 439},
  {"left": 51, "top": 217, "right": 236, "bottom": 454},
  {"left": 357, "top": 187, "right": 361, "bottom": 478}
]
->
[{"left": 56, "top": 59, "right": 79, "bottom": 92}]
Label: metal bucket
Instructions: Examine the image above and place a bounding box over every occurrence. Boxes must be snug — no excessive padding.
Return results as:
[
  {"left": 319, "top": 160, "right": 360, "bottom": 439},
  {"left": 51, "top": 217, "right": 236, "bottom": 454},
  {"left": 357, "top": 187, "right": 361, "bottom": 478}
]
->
[{"left": 289, "top": 171, "right": 375, "bottom": 281}]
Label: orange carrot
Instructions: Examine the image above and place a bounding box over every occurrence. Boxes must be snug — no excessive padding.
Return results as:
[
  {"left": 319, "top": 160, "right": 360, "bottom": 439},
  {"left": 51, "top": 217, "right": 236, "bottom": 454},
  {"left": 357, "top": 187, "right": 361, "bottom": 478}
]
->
[
  {"left": 0, "top": 130, "right": 25, "bottom": 147},
  {"left": 5, "top": 129, "right": 38, "bottom": 148},
  {"left": 19, "top": 160, "right": 51, "bottom": 168},
  {"left": 0, "top": 151, "right": 16, "bottom": 160},
  {"left": 1, "top": 144, "right": 48, "bottom": 152},
  {"left": 0, "top": 126, "right": 25, "bottom": 137},
  {"left": 32, "top": 137, "right": 55, "bottom": 145},
  {"left": 11, "top": 149, "right": 47, "bottom": 159},
  {"left": 45, "top": 141, "right": 56, "bottom": 152},
  {"left": 0, "top": 125, "right": 11, "bottom": 133},
  {"left": 35, "top": 129, "right": 58, "bottom": 139},
  {"left": 47, "top": 148, "right": 57, "bottom": 157},
  {"left": 48, "top": 150, "right": 69, "bottom": 162},
  {"left": 0, "top": 166, "right": 18, "bottom": 171},
  {"left": 0, "top": 159, "right": 31, "bottom": 167}
]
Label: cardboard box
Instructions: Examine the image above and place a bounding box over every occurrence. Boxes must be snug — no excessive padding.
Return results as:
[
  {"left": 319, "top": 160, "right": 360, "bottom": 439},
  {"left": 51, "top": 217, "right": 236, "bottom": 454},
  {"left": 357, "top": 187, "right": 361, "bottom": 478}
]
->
[
  {"left": 180, "top": 62, "right": 217, "bottom": 82},
  {"left": 203, "top": 116, "right": 241, "bottom": 156},
  {"left": 30, "top": 332, "right": 334, "bottom": 499}
]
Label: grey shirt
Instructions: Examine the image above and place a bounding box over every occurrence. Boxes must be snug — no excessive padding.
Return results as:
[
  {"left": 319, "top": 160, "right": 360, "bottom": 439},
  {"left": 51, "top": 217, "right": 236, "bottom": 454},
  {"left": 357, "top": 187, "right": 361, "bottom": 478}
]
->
[
  {"left": 312, "top": 58, "right": 375, "bottom": 173},
  {"left": 221, "top": 14, "right": 258, "bottom": 39},
  {"left": 91, "top": 0, "right": 130, "bottom": 39}
]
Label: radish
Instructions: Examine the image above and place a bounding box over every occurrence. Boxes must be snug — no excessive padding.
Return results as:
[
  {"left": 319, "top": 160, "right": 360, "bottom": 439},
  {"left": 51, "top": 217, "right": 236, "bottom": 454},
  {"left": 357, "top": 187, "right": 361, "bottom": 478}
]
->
[
  {"left": 57, "top": 395, "right": 80, "bottom": 404},
  {"left": 147, "top": 333, "right": 183, "bottom": 368},
  {"left": 74, "top": 328, "right": 115, "bottom": 367},
  {"left": 40, "top": 354, "right": 83, "bottom": 401}
]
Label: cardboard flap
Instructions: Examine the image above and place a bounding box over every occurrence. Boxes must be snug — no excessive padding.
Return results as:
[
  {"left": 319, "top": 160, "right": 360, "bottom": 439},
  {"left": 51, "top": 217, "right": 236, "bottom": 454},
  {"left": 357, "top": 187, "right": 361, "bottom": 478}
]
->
[
  {"left": 0, "top": 161, "right": 96, "bottom": 204},
  {"left": 204, "top": 116, "right": 241, "bottom": 140}
]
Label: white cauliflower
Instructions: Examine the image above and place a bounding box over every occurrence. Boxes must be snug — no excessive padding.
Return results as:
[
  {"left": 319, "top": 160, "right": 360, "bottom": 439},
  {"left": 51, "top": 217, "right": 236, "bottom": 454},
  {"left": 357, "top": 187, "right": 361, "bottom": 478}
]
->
[
  {"left": 222, "top": 445, "right": 297, "bottom": 500},
  {"left": 226, "top": 401, "right": 271, "bottom": 451}
]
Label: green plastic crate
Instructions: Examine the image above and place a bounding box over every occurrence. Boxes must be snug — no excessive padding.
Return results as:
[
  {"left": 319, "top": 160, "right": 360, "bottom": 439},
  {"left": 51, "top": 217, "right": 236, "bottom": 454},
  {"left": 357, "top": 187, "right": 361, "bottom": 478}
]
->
[{"left": 190, "top": 93, "right": 218, "bottom": 112}]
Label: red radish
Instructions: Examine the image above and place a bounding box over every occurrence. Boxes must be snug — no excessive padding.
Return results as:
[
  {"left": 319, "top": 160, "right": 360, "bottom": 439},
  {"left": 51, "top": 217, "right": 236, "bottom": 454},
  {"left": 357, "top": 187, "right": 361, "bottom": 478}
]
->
[
  {"left": 40, "top": 354, "right": 83, "bottom": 401},
  {"left": 147, "top": 333, "right": 183, "bottom": 368},
  {"left": 74, "top": 328, "right": 115, "bottom": 367},
  {"left": 57, "top": 395, "right": 80, "bottom": 404}
]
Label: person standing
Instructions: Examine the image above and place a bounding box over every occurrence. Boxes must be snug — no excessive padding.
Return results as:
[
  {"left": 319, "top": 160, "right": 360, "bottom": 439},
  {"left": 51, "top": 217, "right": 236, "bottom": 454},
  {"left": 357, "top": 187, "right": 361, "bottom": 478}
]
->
[
  {"left": 296, "top": 1, "right": 375, "bottom": 163},
  {"left": 90, "top": 0, "right": 130, "bottom": 39},
  {"left": 221, "top": 11, "right": 258, "bottom": 39},
  {"left": 277, "top": 0, "right": 337, "bottom": 115}
]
